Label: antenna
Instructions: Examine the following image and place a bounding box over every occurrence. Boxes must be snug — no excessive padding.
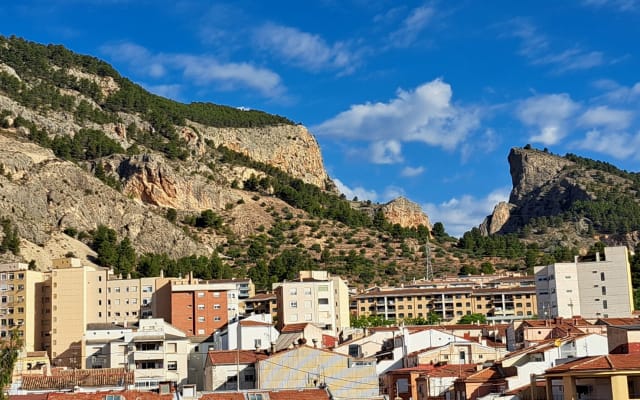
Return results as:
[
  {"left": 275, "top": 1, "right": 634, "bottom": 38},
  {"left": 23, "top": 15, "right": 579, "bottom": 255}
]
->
[{"left": 425, "top": 234, "right": 433, "bottom": 281}]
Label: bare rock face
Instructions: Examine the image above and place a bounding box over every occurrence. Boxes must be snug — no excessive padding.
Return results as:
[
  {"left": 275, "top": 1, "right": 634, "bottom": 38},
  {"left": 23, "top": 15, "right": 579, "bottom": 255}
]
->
[
  {"left": 508, "top": 148, "right": 573, "bottom": 203},
  {"left": 0, "top": 134, "right": 208, "bottom": 259},
  {"left": 381, "top": 197, "right": 431, "bottom": 229},
  {"left": 193, "top": 122, "right": 331, "bottom": 190},
  {"left": 104, "top": 153, "right": 244, "bottom": 211},
  {"left": 479, "top": 201, "right": 515, "bottom": 235}
]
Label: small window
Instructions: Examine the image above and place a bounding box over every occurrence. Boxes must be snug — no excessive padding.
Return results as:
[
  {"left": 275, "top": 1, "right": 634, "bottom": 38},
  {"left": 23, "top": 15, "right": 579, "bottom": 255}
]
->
[
  {"left": 603, "top": 300, "right": 608, "bottom": 309},
  {"left": 601, "top": 272, "right": 605, "bottom": 281},
  {"left": 290, "top": 301, "right": 298, "bottom": 308},
  {"left": 105, "top": 395, "right": 124, "bottom": 400},
  {"left": 214, "top": 316, "right": 221, "bottom": 321},
  {"left": 602, "top": 286, "right": 607, "bottom": 295},
  {"left": 289, "top": 288, "right": 297, "bottom": 295},
  {"left": 197, "top": 292, "right": 205, "bottom": 298},
  {"left": 167, "top": 361, "right": 177, "bottom": 371},
  {"left": 318, "top": 298, "right": 329, "bottom": 305}
]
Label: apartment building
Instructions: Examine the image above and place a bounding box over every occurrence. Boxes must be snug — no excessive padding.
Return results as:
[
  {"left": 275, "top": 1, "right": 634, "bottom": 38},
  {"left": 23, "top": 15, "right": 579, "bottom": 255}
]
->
[
  {"left": 535, "top": 246, "right": 634, "bottom": 319},
  {"left": 244, "top": 292, "right": 278, "bottom": 318},
  {"left": 83, "top": 318, "right": 191, "bottom": 389},
  {"left": 352, "top": 285, "right": 537, "bottom": 323},
  {"left": 0, "top": 263, "right": 47, "bottom": 352},
  {"left": 273, "top": 270, "right": 350, "bottom": 333}
]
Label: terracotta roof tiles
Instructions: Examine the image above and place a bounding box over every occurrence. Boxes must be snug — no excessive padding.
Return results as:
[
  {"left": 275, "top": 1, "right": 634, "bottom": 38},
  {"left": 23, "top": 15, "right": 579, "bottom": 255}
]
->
[
  {"left": 20, "top": 369, "right": 133, "bottom": 391},
  {"left": 207, "top": 350, "right": 268, "bottom": 365}
]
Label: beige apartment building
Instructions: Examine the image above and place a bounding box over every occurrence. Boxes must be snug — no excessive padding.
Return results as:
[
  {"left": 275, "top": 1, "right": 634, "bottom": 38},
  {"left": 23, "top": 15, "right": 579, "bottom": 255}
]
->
[
  {"left": 274, "top": 270, "right": 350, "bottom": 333},
  {"left": 352, "top": 281, "right": 537, "bottom": 323},
  {"left": 0, "top": 263, "right": 47, "bottom": 352}
]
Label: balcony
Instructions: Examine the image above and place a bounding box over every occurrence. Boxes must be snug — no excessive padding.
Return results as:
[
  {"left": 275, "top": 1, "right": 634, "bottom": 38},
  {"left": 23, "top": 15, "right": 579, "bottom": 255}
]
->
[{"left": 134, "top": 351, "right": 165, "bottom": 361}]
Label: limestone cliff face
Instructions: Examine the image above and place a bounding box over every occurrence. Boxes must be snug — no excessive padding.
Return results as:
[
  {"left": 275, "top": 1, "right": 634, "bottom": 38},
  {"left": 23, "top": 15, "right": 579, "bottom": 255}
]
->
[
  {"left": 479, "top": 201, "right": 514, "bottom": 235},
  {"left": 191, "top": 122, "right": 331, "bottom": 190},
  {"left": 380, "top": 197, "right": 431, "bottom": 229},
  {"left": 0, "top": 133, "right": 208, "bottom": 259},
  {"left": 482, "top": 148, "right": 594, "bottom": 235},
  {"left": 103, "top": 153, "right": 253, "bottom": 211},
  {"left": 508, "top": 148, "right": 574, "bottom": 203}
]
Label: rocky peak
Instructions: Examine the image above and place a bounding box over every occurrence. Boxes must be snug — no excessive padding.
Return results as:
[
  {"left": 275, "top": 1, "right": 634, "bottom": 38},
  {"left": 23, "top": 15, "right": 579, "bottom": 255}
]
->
[
  {"left": 508, "top": 147, "right": 574, "bottom": 203},
  {"left": 380, "top": 196, "right": 431, "bottom": 229}
]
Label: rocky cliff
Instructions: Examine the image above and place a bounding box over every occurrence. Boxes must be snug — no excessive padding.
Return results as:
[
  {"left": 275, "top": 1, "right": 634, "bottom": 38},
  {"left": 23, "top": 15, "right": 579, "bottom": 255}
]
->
[
  {"left": 380, "top": 197, "right": 432, "bottom": 230},
  {"left": 0, "top": 132, "right": 208, "bottom": 264}
]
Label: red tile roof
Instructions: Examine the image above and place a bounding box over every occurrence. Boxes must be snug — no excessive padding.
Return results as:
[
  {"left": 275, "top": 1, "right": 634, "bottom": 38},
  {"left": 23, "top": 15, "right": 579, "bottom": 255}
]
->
[
  {"left": 20, "top": 369, "right": 133, "bottom": 391},
  {"left": 281, "top": 323, "right": 311, "bottom": 333},
  {"left": 201, "top": 389, "right": 330, "bottom": 400},
  {"left": 207, "top": 350, "right": 268, "bottom": 365},
  {"left": 247, "top": 293, "right": 277, "bottom": 301},
  {"left": 47, "top": 391, "right": 172, "bottom": 400},
  {"left": 545, "top": 354, "right": 640, "bottom": 374},
  {"left": 239, "top": 320, "right": 272, "bottom": 327}
]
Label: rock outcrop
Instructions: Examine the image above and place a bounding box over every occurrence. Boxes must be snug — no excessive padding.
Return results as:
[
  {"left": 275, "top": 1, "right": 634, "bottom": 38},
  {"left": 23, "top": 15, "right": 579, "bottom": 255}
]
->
[
  {"left": 0, "top": 133, "right": 208, "bottom": 261},
  {"left": 479, "top": 201, "right": 515, "bottom": 235},
  {"left": 380, "top": 197, "right": 431, "bottom": 230},
  {"left": 508, "top": 147, "right": 574, "bottom": 203}
]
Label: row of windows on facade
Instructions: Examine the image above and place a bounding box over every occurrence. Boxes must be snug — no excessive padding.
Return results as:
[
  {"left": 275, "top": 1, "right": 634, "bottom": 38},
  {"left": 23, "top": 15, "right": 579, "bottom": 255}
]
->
[
  {"left": 539, "top": 272, "right": 607, "bottom": 281},
  {"left": 361, "top": 294, "right": 533, "bottom": 302},
  {"left": 288, "top": 286, "right": 329, "bottom": 295},
  {"left": 360, "top": 302, "right": 533, "bottom": 311},
  {"left": 0, "top": 273, "right": 25, "bottom": 280},
  {"left": 0, "top": 284, "right": 24, "bottom": 291},
  {"left": 289, "top": 298, "right": 329, "bottom": 308}
]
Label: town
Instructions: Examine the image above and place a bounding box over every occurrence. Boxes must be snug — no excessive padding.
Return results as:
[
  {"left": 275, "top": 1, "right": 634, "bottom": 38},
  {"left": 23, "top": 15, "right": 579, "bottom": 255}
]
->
[{"left": 2, "top": 246, "right": 638, "bottom": 400}]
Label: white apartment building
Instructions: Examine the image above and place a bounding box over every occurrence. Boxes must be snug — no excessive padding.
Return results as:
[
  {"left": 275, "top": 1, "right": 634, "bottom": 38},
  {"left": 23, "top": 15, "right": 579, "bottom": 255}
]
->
[
  {"left": 535, "top": 246, "right": 634, "bottom": 319},
  {"left": 273, "top": 270, "right": 350, "bottom": 334},
  {"left": 83, "top": 318, "right": 190, "bottom": 390}
]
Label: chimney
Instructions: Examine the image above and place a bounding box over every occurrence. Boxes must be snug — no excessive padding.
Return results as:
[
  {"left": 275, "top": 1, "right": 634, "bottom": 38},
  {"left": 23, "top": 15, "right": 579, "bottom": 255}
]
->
[
  {"left": 160, "top": 269, "right": 164, "bottom": 278},
  {"left": 596, "top": 252, "right": 600, "bottom": 262}
]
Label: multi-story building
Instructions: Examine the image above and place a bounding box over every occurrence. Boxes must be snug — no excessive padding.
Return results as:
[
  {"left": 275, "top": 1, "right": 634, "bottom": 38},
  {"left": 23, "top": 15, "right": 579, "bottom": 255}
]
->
[
  {"left": 352, "top": 284, "right": 537, "bottom": 323},
  {"left": 154, "top": 277, "right": 230, "bottom": 337},
  {"left": 535, "top": 246, "right": 634, "bottom": 319},
  {"left": 82, "top": 318, "right": 191, "bottom": 389},
  {"left": 274, "top": 270, "right": 350, "bottom": 333},
  {"left": 243, "top": 292, "right": 278, "bottom": 318},
  {"left": 0, "top": 263, "right": 47, "bottom": 352}
]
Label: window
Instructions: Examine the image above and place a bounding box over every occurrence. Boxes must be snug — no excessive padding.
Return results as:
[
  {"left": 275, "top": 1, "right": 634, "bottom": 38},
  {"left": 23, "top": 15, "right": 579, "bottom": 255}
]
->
[
  {"left": 289, "top": 288, "right": 297, "bottom": 295},
  {"left": 603, "top": 300, "right": 608, "bottom": 309},
  {"left": 213, "top": 292, "right": 221, "bottom": 298},
  {"left": 105, "top": 395, "right": 124, "bottom": 400},
  {"left": 131, "top": 298, "right": 137, "bottom": 304},
  {"left": 318, "top": 298, "right": 329, "bottom": 305},
  {"left": 304, "top": 287, "right": 312, "bottom": 295},
  {"left": 254, "top": 339, "right": 262, "bottom": 348},
  {"left": 244, "top": 374, "right": 255, "bottom": 382},
  {"left": 304, "top": 313, "right": 312, "bottom": 321},
  {"left": 214, "top": 316, "right": 221, "bottom": 321},
  {"left": 198, "top": 304, "right": 205, "bottom": 310},
  {"left": 167, "top": 361, "right": 177, "bottom": 371},
  {"left": 601, "top": 272, "right": 606, "bottom": 281},
  {"left": 318, "top": 285, "right": 329, "bottom": 292},
  {"left": 114, "top": 287, "right": 121, "bottom": 293},
  {"left": 290, "top": 301, "right": 298, "bottom": 308},
  {"left": 214, "top": 304, "right": 221, "bottom": 309},
  {"left": 197, "top": 292, "right": 205, "bottom": 298},
  {"left": 130, "top": 286, "right": 138, "bottom": 292},
  {"left": 143, "top": 285, "right": 153, "bottom": 293},
  {"left": 602, "top": 286, "right": 607, "bottom": 295},
  {"left": 114, "top": 299, "right": 120, "bottom": 305},
  {"left": 198, "top": 316, "right": 205, "bottom": 322},
  {"left": 247, "top": 394, "right": 264, "bottom": 400}
]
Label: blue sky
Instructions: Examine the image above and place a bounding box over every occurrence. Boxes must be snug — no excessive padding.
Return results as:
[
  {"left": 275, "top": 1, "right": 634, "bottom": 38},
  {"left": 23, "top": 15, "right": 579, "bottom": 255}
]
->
[{"left": 2, "top": 0, "right": 640, "bottom": 237}]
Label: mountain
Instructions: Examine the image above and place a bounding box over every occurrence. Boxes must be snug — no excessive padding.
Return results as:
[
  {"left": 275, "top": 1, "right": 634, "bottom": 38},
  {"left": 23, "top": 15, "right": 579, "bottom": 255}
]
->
[
  {"left": 0, "top": 35, "right": 447, "bottom": 288},
  {"left": 2, "top": 36, "right": 638, "bottom": 289},
  {"left": 480, "top": 146, "right": 640, "bottom": 252}
]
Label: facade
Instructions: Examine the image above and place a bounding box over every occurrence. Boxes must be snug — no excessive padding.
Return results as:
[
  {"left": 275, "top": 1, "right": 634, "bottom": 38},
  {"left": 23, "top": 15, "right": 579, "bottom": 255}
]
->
[
  {"left": 84, "top": 318, "right": 191, "bottom": 389},
  {"left": 352, "top": 285, "right": 537, "bottom": 323},
  {"left": 213, "top": 313, "right": 279, "bottom": 351},
  {"left": 203, "top": 350, "right": 267, "bottom": 391},
  {"left": 535, "top": 246, "right": 634, "bottom": 319},
  {"left": 0, "top": 263, "right": 46, "bottom": 352},
  {"left": 274, "top": 271, "right": 349, "bottom": 333},
  {"left": 406, "top": 341, "right": 508, "bottom": 367},
  {"left": 244, "top": 292, "right": 278, "bottom": 318},
  {"left": 382, "top": 363, "right": 479, "bottom": 400},
  {"left": 256, "top": 345, "right": 379, "bottom": 400}
]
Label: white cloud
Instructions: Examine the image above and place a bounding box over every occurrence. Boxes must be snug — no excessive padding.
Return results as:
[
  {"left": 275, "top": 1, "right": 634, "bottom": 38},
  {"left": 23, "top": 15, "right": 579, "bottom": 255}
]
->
[
  {"left": 578, "top": 106, "right": 633, "bottom": 130},
  {"left": 369, "top": 140, "right": 403, "bottom": 164},
  {"left": 101, "top": 42, "right": 285, "bottom": 98},
  {"left": 314, "top": 79, "right": 480, "bottom": 151},
  {"left": 571, "top": 129, "right": 640, "bottom": 160},
  {"left": 401, "top": 166, "right": 425, "bottom": 177},
  {"left": 389, "top": 5, "right": 435, "bottom": 47},
  {"left": 423, "top": 187, "right": 510, "bottom": 238},
  {"left": 253, "top": 23, "right": 359, "bottom": 73},
  {"left": 593, "top": 80, "right": 640, "bottom": 103},
  {"left": 504, "top": 19, "right": 606, "bottom": 73},
  {"left": 516, "top": 93, "right": 580, "bottom": 145},
  {"left": 332, "top": 178, "right": 378, "bottom": 202}
]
